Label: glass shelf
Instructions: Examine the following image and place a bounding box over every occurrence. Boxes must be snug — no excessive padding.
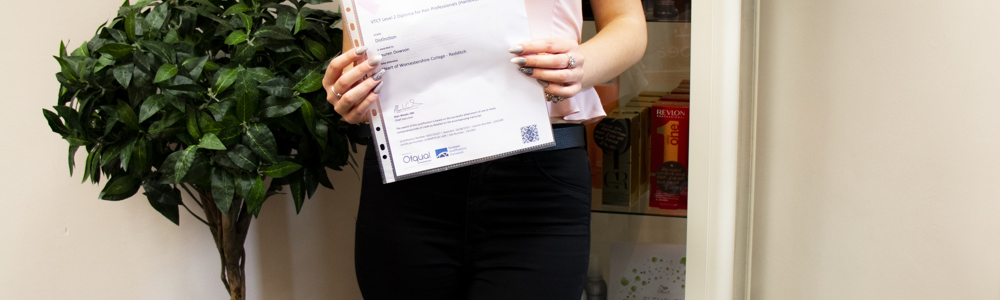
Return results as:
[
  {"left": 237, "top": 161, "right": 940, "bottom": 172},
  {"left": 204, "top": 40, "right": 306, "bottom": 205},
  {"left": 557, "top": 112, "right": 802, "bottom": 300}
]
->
[{"left": 591, "top": 189, "right": 688, "bottom": 218}]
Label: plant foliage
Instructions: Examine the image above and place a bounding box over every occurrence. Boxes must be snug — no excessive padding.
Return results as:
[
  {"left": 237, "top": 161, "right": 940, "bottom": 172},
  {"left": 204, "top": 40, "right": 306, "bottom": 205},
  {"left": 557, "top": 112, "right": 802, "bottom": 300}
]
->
[{"left": 44, "top": 0, "right": 361, "bottom": 225}]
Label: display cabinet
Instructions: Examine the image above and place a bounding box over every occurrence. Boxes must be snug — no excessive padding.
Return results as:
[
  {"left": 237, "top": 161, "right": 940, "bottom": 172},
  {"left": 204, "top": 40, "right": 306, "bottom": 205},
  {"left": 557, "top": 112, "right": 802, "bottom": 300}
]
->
[{"left": 582, "top": 0, "right": 757, "bottom": 299}]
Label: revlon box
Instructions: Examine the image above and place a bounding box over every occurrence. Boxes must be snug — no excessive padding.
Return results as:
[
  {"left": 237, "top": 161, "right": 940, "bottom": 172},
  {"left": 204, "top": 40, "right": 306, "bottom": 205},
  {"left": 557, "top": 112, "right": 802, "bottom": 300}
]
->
[{"left": 649, "top": 102, "right": 690, "bottom": 210}]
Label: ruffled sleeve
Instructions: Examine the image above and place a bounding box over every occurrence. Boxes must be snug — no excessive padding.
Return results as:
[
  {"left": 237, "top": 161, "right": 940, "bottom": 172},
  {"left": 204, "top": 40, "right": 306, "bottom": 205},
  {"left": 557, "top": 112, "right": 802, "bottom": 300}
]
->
[{"left": 546, "top": 87, "right": 606, "bottom": 124}]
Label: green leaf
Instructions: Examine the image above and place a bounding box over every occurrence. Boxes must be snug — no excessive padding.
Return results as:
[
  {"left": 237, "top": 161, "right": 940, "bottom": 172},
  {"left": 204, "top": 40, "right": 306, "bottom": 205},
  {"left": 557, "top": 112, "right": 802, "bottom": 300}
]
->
[
  {"left": 244, "top": 123, "right": 278, "bottom": 164},
  {"left": 54, "top": 106, "right": 81, "bottom": 132},
  {"left": 214, "top": 67, "right": 240, "bottom": 94},
  {"left": 227, "top": 144, "right": 258, "bottom": 170},
  {"left": 258, "top": 77, "right": 293, "bottom": 98},
  {"left": 101, "top": 144, "right": 123, "bottom": 167},
  {"left": 125, "top": 8, "right": 137, "bottom": 41},
  {"left": 255, "top": 26, "right": 294, "bottom": 40},
  {"left": 130, "top": 138, "right": 150, "bottom": 173},
  {"left": 186, "top": 106, "right": 202, "bottom": 139},
  {"left": 138, "top": 94, "right": 167, "bottom": 122},
  {"left": 304, "top": 38, "right": 327, "bottom": 59},
  {"left": 68, "top": 145, "right": 80, "bottom": 176},
  {"left": 198, "top": 133, "right": 227, "bottom": 150},
  {"left": 118, "top": 100, "right": 140, "bottom": 131},
  {"left": 59, "top": 40, "right": 68, "bottom": 57},
  {"left": 225, "top": 30, "right": 248, "bottom": 45},
  {"left": 211, "top": 168, "right": 236, "bottom": 213},
  {"left": 120, "top": 137, "right": 137, "bottom": 171},
  {"left": 111, "top": 64, "right": 133, "bottom": 89},
  {"left": 203, "top": 60, "right": 221, "bottom": 72},
  {"left": 106, "top": 28, "right": 128, "bottom": 43},
  {"left": 137, "top": 40, "right": 176, "bottom": 63},
  {"left": 276, "top": 11, "right": 295, "bottom": 31},
  {"left": 147, "top": 194, "right": 180, "bottom": 225},
  {"left": 43, "top": 109, "right": 70, "bottom": 136},
  {"left": 208, "top": 101, "right": 234, "bottom": 121},
  {"left": 164, "top": 28, "right": 180, "bottom": 44},
  {"left": 245, "top": 67, "right": 274, "bottom": 83},
  {"left": 293, "top": 70, "right": 324, "bottom": 94},
  {"left": 143, "top": 182, "right": 183, "bottom": 205},
  {"left": 289, "top": 175, "right": 305, "bottom": 213},
  {"left": 235, "top": 76, "right": 259, "bottom": 122},
  {"left": 231, "top": 44, "right": 257, "bottom": 63},
  {"left": 294, "top": 13, "right": 307, "bottom": 35},
  {"left": 154, "top": 63, "right": 178, "bottom": 83},
  {"left": 181, "top": 56, "right": 209, "bottom": 80},
  {"left": 99, "top": 174, "right": 141, "bottom": 201},
  {"left": 298, "top": 97, "right": 317, "bottom": 138},
  {"left": 169, "top": 146, "right": 199, "bottom": 183},
  {"left": 71, "top": 42, "right": 90, "bottom": 57},
  {"left": 262, "top": 98, "right": 302, "bottom": 118},
  {"left": 237, "top": 13, "right": 253, "bottom": 31},
  {"left": 223, "top": 3, "right": 250, "bottom": 16},
  {"left": 54, "top": 56, "right": 79, "bottom": 83},
  {"left": 261, "top": 161, "right": 302, "bottom": 178},
  {"left": 147, "top": 3, "right": 169, "bottom": 31},
  {"left": 246, "top": 176, "right": 266, "bottom": 217}
]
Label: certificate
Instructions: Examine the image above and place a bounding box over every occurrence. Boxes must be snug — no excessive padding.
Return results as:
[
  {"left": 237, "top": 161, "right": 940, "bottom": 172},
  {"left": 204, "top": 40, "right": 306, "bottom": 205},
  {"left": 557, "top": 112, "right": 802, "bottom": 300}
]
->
[{"left": 341, "top": 0, "right": 555, "bottom": 183}]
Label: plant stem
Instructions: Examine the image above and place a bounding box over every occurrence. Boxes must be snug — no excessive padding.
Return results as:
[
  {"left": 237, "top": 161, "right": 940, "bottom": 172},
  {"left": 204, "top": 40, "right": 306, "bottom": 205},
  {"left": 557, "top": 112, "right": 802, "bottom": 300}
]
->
[
  {"left": 182, "top": 203, "right": 209, "bottom": 226},
  {"left": 179, "top": 183, "right": 204, "bottom": 208}
]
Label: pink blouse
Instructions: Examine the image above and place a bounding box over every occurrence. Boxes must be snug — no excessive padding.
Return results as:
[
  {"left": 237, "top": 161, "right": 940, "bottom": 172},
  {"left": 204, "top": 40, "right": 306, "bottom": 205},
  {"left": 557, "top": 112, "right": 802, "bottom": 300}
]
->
[{"left": 525, "top": 0, "right": 606, "bottom": 124}]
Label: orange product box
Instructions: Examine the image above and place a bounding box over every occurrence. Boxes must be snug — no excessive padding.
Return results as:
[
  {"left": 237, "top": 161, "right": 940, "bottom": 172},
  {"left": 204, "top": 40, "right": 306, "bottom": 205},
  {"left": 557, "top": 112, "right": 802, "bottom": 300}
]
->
[{"left": 649, "top": 101, "right": 690, "bottom": 210}]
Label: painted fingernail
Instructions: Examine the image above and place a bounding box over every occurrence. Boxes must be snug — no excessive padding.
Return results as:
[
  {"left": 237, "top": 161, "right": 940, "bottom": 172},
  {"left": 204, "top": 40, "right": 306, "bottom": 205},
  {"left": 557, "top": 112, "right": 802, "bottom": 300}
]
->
[
  {"left": 368, "top": 55, "right": 383, "bottom": 67},
  {"left": 511, "top": 57, "right": 527, "bottom": 66},
  {"left": 373, "top": 69, "right": 386, "bottom": 81},
  {"left": 373, "top": 81, "right": 384, "bottom": 94},
  {"left": 519, "top": 67, "right": 534, "bottom": 76},
  {"left": 537, "top": 79, "right": 550, "bottom": 88},
  {"left": 508, "top": 45, "right": 524, "bottom": 54},
  {"left": 354, "top": 46, "right": 368, "bottom": 55}
]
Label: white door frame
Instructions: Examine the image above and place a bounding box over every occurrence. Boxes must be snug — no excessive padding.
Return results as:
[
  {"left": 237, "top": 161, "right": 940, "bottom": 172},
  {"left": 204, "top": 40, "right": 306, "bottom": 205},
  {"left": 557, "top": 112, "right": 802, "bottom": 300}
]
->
[{"left": 687, "top": 0, "right": 758, "bottom": 298}]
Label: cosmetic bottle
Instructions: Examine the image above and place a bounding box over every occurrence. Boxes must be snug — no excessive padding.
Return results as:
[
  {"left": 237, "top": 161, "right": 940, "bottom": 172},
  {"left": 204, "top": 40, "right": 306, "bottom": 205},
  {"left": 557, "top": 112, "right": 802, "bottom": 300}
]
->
[{"left": 585, "top": 255, "right": 607, "bottom": 300}]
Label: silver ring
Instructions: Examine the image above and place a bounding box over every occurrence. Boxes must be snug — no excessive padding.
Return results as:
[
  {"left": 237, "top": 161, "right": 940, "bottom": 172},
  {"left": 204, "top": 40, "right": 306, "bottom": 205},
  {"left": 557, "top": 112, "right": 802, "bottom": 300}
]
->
[
  {"left": 566, "top": 54, "right": 576, "bottom": 69},
  {"left": 545, "top": 93, "right": 568, "bottom": 103},
  {"left": 332, "top": 88, "right": 343, "bottom": 98}
]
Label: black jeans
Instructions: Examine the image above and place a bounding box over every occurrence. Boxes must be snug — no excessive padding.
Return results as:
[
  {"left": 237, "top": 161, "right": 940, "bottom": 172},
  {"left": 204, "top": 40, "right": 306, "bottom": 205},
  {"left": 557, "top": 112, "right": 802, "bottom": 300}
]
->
[{"left": 355, "top": 142, "right": 592, "bottom": 300}]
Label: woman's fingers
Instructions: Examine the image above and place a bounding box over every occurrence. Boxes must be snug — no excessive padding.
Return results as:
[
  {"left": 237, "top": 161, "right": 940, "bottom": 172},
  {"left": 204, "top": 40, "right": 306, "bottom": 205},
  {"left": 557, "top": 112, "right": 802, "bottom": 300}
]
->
[
  {"left": 342, "top": 90, "right": 381, "bottom": 124},
  {"left": 521, "top": 67, "right": 584, "bottom": 86},
  {"left": 539, "top": 80, "right": 582, "bottom": 98},
  {"left": 323, "top": 46, "right": 368, "bottom": 89},
  {"left": 330, "top": 55, "right": 383, "bottom": 101},
  {"left": 509, "top": 38, "right": 577, "bottom": 55},
  {"left": 335, "top": 74, "right": 383, "bottom": 118},
  {"left": 513, "top": 52, "right": 585, "bottom": 70}
]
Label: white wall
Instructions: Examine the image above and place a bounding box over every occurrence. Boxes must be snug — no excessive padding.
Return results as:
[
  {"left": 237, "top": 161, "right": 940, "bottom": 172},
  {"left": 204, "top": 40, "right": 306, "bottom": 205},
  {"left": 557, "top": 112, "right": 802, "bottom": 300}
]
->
[
  {"left": 751, "top": 0, "right": 1000, "bottom": 299},
  {"left": 0, "top": 1, "right": 363, "bottom": 299}
]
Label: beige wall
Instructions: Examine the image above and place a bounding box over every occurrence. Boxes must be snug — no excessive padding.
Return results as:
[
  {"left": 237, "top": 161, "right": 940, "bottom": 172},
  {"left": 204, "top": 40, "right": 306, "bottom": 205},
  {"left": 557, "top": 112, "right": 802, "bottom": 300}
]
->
[
  {"left": 0, "top": 1, "right": 363, "bottom": 299},
  {"left": 752, "top": 0, "right": 1000, "bottom": 299}
]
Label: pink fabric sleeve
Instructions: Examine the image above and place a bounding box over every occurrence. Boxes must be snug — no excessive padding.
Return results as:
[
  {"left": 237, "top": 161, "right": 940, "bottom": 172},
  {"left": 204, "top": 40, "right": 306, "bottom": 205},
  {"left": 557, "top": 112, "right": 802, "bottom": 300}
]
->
[{"left": 528, "top": 0, "right": 607, "bottom": 124}]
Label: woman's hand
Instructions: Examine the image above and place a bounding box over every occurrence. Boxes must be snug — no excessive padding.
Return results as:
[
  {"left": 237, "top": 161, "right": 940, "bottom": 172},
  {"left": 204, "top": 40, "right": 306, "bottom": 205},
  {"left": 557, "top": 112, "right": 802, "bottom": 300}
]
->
[
  {"left": 323, "top": 46, "right": 386, "bottom": 124},
  {"left": 509, "top": 38, "right": 585, "bottom": 100}
]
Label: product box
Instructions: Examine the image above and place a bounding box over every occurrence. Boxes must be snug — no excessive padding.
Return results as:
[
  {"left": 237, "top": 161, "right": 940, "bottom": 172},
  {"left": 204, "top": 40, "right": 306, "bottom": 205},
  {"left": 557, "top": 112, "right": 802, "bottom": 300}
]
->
[
  {"left": 589, "top": 78, "right": 622, "bottom": 189},
  {"left": 649, "top": 102, "right": 690, "bottom": 210},
  {"left": 610, "top": 242, "right": 686, "bottom": 300},
  {"left": 620, "top": 104, "right": 651, "bottom": 196},
  {"left": 597, "top": 110, "right": 643, "bottom": 207}
]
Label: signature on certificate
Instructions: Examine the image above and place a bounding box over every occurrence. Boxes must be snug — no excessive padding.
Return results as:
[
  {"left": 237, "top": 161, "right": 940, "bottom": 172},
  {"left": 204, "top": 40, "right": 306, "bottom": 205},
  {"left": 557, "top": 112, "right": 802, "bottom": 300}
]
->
[{"left": 394, "top": 99, "right": 424, "bottom": 114}]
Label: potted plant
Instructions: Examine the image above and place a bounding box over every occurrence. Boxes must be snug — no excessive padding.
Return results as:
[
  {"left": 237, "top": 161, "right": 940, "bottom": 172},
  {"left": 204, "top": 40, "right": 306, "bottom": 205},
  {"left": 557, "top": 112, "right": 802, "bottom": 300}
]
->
[{"left": 41, "top": 0, "right": 359, "bottom": 299}]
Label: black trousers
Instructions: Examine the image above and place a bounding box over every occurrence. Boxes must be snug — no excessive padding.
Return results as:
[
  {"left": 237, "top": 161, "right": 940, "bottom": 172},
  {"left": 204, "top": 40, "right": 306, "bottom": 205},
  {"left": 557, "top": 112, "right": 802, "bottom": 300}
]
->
[{"left": 355, "top": 140, "right": 592, "bottom": 300}]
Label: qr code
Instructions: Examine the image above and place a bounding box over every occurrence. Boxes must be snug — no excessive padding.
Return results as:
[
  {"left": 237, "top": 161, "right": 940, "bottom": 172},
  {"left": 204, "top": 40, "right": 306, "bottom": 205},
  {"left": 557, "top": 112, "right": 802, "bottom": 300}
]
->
[{"left": 521, "top": 124, "right": 539, "bottom": 144}]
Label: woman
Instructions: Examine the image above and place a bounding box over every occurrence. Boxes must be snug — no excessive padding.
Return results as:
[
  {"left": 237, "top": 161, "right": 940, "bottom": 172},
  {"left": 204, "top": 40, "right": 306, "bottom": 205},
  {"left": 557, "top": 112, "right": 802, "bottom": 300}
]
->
[{"left": 322, "top": 1, "right": 646, "bottom": 299}]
